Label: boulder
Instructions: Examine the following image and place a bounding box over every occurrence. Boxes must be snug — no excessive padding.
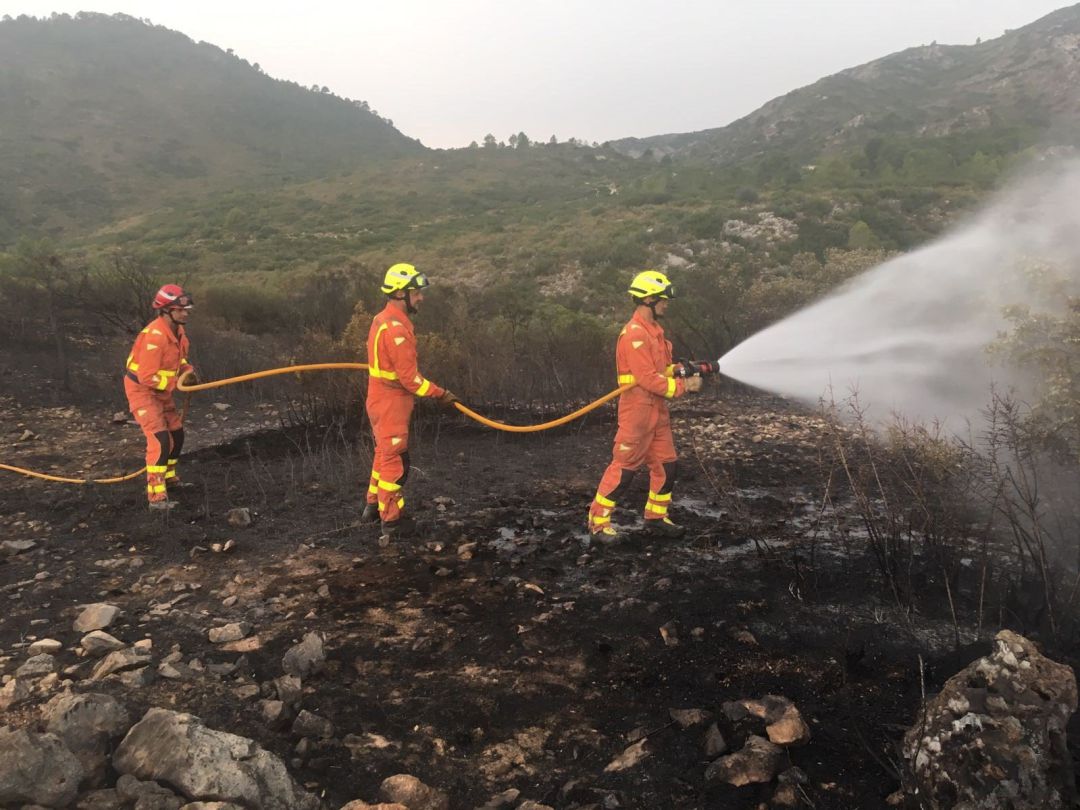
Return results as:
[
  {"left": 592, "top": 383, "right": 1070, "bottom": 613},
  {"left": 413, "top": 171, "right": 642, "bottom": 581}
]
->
[
  {"left": 903, "top": 630, "right": 1078, "bottom": 809},
  {"left": 82, "top": 631, "right": 127, "bottom": 656},
  {"left": 0, "top": 725, "right": 85, "bottom": 807},
  {"left": 282, "top": 632, "right": 325, "bottom": 678},
  {"left": 377, "top": 774, "right": 450, "bottom": 810},
  {"left": 292, "top": 709, "right": 334, "bottom": 739},
  {"left": 16, "top": 653, "right": 58, "bottom": 679},
  {"left": 74, "top": 603, "right": 121, "bottom": 633},
  {"left": 114, "top": 708, "right": 319, "bottom": 810},
  {"left": 208, "top": 623, "right": 251, "bottom": 644},
  {"left": 27, "top": 638, "right": 63, "bottom": 655},
  {"left": 705, "top": 734, "right": 783, "bottom": 786},
  {"left": 92, "top": 647, "right": 152, "bottom": 681},
  {"left": 0, "top": 678, "right": 31, "bottom": 711},
  {"left": 43, "top": 691, "right": 131, "bottom": 785}
]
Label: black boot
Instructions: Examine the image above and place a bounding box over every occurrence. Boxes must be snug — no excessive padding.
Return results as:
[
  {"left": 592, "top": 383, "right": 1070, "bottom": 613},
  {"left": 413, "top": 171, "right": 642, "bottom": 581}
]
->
[
  {"left": 360, "top": 503, "right": 380, "bottom": 523},
  {"left": 379, "top": 516, "right": 414, "bottom": 544},
  {"left": 644, "top": 517, "right": 685, "bottom": 538}
]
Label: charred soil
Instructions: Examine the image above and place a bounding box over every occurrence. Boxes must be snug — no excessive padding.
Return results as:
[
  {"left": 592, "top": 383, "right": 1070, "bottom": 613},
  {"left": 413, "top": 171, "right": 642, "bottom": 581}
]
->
[{"left": 0, "top": 389, "right": 1067, "bottom": 808}]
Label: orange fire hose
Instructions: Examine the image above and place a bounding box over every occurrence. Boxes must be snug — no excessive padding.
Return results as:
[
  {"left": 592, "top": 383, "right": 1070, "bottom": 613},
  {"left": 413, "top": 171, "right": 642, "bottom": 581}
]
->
[{"left": 2, "top": 363, "right": 632, "bottom": 484}]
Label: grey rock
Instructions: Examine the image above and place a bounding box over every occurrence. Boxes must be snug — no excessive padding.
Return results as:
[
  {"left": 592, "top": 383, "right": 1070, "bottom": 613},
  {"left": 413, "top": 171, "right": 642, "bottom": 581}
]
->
[
  {"left": 114, "top": 708, "right": 319, "bottom": 810},
  {"left": 274, "top": 674, "right": 303, "bottom": 705},
  {"left": 77, "top": 788, "right": 126, "bottom": 810},
  {"left": 0, "top": 678, "right": 31, "bottom": 711},
  {"left": 0, "top": 539, "right": 37, "bottom": 557},
  {"left": 603, "top": 738, "right": 650, "bottom": 772},
  {"left": 74, "top": 603, "right": 121, "bottom": 633},
  {"left": 705, "top": 734, "right": 783, "bottom": 786},
  {"left": 0, "top": 725, "right": 85, "bottom": 807},
  {"left": 16, "top": 653, "right": 57, "bottom": 679},
  {"left": 208, "top": 623, "right": 251, "bottom": 644},
  {"left": 259, "top": 699, "right": 288, "bottom": 728},
  {"left": 669, "top": 707, "right": 712, "bottom": 729},
  {"left": 92, "top": 647, "right": 152, "bottom": 681},
  {"left": 378, "top": 774, "right": 450, "bottom": 810},
  {"left": 474, "top": 788, "right": 520, "bottom": 810},
  {"left": 119, "top": 666, "right": 157, "bottom": 689},
  {"left": 903, "top": 629, "right": 1078, "bottom": 809},
  {"left": 43, "top": 691, "right": 131, "bottom": 787},
  {"left": 27, "top": 638, "right": 63, "bottom": 655},
  {"left": 180, "top": 804, "right": 247, "bottom": 810},
  {"left": 226, "top": 508, "right": 252, "bottom": 527},
  {"left": 118, "top": 773, "right": 185, "bottom": 810},
  {"left": 282, "top": 632, "right": 325, "bottom": 678},
  {"left": 82, "top": 630, "right": 127, "bottom": 656},
  {"left": 292, "top": 709, "right": 333, "bottom": 739},
  {"left": 704, "top": 723, "right": 727, "bottom": 759}
]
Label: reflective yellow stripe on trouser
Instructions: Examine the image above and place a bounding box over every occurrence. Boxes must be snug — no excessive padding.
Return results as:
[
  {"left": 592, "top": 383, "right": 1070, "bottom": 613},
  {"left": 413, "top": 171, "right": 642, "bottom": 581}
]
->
[
  {"left": 377, "top": 478, "right": 406, "bottom": 520},
  {"left": 146, "top": 465, "right": 168, "bottom": 497},
  {"left": 645, "top": 489, "right": 671, "bottom": 518},
  {"left": 367, "top": 469, "right": 381, "bottom": 498},
  {"left": 165, "top": 459, "right": 178, "bottom": 480},
  {"left": 588, "top": 492, "right": 616, "bottom": 529}
]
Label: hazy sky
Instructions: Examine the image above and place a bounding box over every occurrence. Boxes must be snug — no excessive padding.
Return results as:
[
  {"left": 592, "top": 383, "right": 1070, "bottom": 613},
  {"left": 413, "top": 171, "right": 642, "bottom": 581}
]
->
[{"left": 6, "top": 1, "right": 1072, "bottom": 147}]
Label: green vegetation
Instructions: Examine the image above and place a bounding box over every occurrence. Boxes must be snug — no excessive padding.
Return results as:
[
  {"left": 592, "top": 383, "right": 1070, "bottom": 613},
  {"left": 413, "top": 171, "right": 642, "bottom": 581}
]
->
[{"left": 3, "top": 9, "right": 1079, "bottom": 410}]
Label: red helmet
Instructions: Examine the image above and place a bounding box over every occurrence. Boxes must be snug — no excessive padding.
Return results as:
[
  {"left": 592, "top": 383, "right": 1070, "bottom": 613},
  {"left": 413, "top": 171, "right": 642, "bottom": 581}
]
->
[{"left": 152, "top": 284, "right": 194, "bottom": 311}]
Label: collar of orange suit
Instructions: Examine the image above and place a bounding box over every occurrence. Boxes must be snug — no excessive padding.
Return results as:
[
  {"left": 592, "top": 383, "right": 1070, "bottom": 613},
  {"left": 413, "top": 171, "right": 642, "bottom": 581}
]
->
[
  {"left": 380, "top": 301, "right": 414, "bottom": 332},
  {"left": 150, "top": 315, "right": 186, "bottom": 344},
  {"left": 629, "top": 309, "right": 664, "bottom": 337}
]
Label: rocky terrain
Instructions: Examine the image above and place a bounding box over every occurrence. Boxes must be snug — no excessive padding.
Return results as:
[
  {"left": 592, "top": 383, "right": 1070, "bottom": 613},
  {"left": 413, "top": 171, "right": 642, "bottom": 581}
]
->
[{"left": 1, "top": 387, "right": 1077, "bottom": 808}]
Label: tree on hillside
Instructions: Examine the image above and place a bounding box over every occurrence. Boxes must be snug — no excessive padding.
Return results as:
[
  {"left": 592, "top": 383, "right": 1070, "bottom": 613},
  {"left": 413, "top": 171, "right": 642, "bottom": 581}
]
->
[
  {"left": 848, "top": 220, "right": 881, "bottom": 250},
  {"left": 515, "top": 132, "right": 531, "bottom": 149},
  {"left": 483, "top": 134, "right": 497, "bottom": 149}
]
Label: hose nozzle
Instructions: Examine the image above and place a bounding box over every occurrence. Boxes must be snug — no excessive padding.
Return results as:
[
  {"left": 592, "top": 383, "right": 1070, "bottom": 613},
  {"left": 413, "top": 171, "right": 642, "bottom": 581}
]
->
[{"left": 673, "top": 359, "right": 722, "bottom": 378}]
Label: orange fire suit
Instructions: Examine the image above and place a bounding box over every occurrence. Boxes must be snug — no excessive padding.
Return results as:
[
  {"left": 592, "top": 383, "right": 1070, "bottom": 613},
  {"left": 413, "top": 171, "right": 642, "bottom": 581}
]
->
[
  {"left": 588, "top": 312, "right": 687, "bottom": 533},
  {"left": 123, "top": 316, "right": 193, "bottom": 503},
  {"left": 364, "top": 303, "right": 445, "bottom": 524}
]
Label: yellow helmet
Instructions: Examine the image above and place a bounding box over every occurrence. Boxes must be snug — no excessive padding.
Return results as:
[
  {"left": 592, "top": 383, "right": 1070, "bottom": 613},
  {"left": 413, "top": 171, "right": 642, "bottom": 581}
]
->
[
  {"left": 628, "top": 269, "right": 676, "bottom": 300},
  {"left": 381, "top": 263, "right": 430, "bottom": 295}
]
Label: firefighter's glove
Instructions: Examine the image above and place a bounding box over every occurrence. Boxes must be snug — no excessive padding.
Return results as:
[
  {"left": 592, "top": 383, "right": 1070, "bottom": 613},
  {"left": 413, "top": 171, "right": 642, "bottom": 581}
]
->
[
  {"left": 439, "top": 390, "right": 461, "bottom": 407},
  {"left": 182, "top": 370, "right": 199, "bottom": 386},
  {"left": 685, "top": 376, "right": 704, "bottom": 393}
]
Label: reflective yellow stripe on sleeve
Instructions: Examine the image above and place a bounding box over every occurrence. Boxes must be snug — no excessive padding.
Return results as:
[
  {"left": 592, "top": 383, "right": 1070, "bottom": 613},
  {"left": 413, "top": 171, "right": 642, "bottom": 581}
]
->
[
  {"left": 664, "top": 378, "right": 677, "bottom": 398},
  {"left": 665, "top": 364, "right": 675, "bottom": 377},
  {"left": 617, "top": 374, "right": 636, "bottom": 385},
  {"left": 415, "top": 379, "right": 431, "bottom": 397}
]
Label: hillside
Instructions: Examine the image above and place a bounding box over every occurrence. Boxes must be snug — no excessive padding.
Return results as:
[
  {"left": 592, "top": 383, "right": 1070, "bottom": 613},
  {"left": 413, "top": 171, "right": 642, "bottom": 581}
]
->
[
  {"left": 609, "top": 4, "right": 1080, "bottom": 168},
  {"left": 0, "top": 12, "right": 422, "bottom": 241}
]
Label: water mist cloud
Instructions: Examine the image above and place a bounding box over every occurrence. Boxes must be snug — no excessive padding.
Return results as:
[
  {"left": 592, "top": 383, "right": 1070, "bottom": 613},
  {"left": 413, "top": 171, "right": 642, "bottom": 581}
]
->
[{"left": 718, "top": 160, "right": 1080, "bottom": 424}]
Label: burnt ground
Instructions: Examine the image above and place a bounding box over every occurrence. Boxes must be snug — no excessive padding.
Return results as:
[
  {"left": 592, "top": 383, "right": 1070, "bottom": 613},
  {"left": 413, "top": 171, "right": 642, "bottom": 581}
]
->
[{"left": 0, "top": 387, "right": 1062, "bottom": 809}]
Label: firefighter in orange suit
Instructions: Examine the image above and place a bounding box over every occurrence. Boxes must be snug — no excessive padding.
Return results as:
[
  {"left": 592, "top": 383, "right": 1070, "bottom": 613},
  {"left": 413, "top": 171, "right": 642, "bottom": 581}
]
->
[
  {"left": 124, "top": 284, "right": 196, "bottom": 510},
  {"left": 362, "top": 263, "right": 458, "bottom": 538},
  {"left": 587, "top": 270, "right": 702, "bottom": 539}
]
